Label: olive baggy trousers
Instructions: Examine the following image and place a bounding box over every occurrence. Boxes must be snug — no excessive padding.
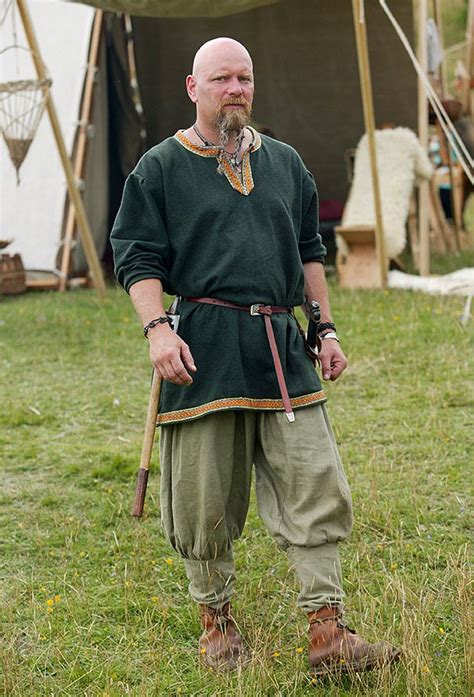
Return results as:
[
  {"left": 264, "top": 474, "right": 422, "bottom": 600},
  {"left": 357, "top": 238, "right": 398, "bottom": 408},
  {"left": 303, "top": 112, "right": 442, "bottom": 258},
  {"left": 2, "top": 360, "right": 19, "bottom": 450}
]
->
[{"left": 159, "top": 404, "right": 353, "bottom": 612}]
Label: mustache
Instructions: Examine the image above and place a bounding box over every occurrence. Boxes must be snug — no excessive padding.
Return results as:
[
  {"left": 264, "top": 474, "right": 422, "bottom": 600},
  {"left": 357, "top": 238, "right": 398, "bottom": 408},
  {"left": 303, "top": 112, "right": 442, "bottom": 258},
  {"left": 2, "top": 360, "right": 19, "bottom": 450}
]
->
[{"left": 219, "top": 97, "right": 251, "bottom": 108}]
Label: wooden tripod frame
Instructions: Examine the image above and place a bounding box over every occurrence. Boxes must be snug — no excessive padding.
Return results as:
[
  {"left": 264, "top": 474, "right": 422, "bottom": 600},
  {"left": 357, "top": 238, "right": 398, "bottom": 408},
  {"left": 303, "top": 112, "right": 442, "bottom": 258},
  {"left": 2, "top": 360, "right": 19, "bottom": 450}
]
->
[{"left": 16, "top": 0, "right": 106, "bottom": 299}]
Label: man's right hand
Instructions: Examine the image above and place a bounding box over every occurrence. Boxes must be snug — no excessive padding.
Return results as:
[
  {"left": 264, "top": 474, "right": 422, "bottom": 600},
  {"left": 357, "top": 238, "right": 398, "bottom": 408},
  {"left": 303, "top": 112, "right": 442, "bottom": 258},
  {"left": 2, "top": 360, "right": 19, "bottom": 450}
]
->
[{"left": 148, "top": 326, "right": 197, "bottom": 385}]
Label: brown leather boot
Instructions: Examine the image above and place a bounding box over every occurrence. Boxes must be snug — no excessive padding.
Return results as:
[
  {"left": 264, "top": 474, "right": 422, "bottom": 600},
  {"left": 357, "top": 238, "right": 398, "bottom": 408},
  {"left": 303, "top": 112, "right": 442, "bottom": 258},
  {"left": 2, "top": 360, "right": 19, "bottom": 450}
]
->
[
  {"left": 199, "top": 603, "right": 247, "bottom": 671},
  {"left": 308, "top": 605, "right": 401, "bottom": 675}
]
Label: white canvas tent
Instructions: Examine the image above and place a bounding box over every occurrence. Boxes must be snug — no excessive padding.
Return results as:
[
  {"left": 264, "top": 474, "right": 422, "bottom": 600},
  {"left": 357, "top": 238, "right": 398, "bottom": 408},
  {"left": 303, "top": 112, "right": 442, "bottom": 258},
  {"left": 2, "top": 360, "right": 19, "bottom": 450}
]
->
[
  {"left": 0, "top": 1, "right": 102, "bottom": 273},
  {"left": 0, "top": 0, "right": 419, "bottom": 286}
]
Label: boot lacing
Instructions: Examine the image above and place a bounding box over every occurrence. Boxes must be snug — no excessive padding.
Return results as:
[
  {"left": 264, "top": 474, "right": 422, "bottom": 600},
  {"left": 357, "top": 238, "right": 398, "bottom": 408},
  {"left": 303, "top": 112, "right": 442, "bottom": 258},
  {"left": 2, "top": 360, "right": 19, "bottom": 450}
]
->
[{"left": 308, "top": 613, "right": 354, "bottom": 632}]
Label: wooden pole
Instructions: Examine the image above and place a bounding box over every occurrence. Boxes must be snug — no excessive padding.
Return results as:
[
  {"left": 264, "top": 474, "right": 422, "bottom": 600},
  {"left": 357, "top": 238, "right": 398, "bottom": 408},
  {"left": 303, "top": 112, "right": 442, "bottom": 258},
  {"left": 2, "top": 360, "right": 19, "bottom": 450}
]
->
[
  {"left": 59, "top": 9, "right": 104, "bottom": 292},
  {"left": 351, "top": 0, "right": 387, "bottom": 288},
  {"left": 466, "top": 0, "right": 474, "bottom": 115},
  {"left": 16, "top": 0, "right": 107, "bottom": 299},
  {"left": 432, "top": 0, "right": 448, "bottom": 97},
  {"left": 131, "top": 371, "right": 162, "bottom": 518},
  {"left": 417, "top": 0, "right": 430, "bottom": 276},
  {"left": 432, "top": 0, "right": 461, "bottom": 250}
]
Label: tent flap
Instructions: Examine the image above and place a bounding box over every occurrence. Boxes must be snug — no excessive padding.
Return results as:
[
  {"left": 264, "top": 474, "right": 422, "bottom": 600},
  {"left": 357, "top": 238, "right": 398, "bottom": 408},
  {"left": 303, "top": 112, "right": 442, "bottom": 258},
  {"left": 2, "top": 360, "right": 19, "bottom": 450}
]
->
[{"left": 68, "top": 0, "right": 281, "bottom": 18}]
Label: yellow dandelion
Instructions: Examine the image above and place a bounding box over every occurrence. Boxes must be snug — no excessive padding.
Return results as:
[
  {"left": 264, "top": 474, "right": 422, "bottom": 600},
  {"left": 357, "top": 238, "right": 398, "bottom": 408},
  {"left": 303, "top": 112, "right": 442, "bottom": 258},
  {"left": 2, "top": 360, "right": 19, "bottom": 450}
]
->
[
  {"left": 46, "top": 598, "right": 54, "bottom": 607},
  {"left": 124, "top": 580, "right": 131, "bottom": 588},
  {"left": 47, "top": 607, "right": 53, "bottom": 614},
  {"left": 422, "top": 665, "right": 430, "bottom": 674},
  {"left": 311, "top": 678, "right": 318, "bottom": 684},
  {"left": 339, "top": 658, "right": 346, "bottom": 664},
  {"left": 390, "top": 563, "right": 398, "bottom": 571},
  {"left": 38, "top": 634, "right": 47, "bottom": 641},
  {"left": 200, "top": 647, "right": 207, "bottom": 654},
  {"left": 54, "top": 594, "right": 61, "bottom": 603},
  {"left": 151, "top": 596, "right": 159, "bottom": 603},
  {"left": 165, "top": 558, "right": 173, "bottom": 566},
  {"left": 79, "top": 551, "right": 86, "bottom": 558},
  {"left": 438, "top": 627, "right": 445, "bottom": 635},
  {"left": 295, "top": 647, "right": 304, "bottom": 654},
  {"left": 272, "top": 651, "right": 280, "bottom": 657},
  {"left": 40, "top": 586, "right": 46, "bottom": 593}
]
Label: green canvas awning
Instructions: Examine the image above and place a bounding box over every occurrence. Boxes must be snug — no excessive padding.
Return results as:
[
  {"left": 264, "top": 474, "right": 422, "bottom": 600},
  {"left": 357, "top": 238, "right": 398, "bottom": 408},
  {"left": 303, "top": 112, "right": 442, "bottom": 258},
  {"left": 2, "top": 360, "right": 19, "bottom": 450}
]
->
[{"left": 68, "top": 0, "right": 281, "bottom": 18}]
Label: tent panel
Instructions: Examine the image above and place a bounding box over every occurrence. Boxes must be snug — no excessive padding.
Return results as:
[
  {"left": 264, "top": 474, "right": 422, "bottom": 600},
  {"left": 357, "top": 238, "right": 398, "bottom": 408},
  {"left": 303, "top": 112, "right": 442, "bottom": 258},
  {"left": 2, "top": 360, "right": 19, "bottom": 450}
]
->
[
  {"left": 68, "top": 0, "right": 281, "bottom": 18},
  {"left": 131, "top": 0, "right": 417, "bottom": 202},
  {"left": 0, "top": 1, "right": 96, "bottom": 271}
]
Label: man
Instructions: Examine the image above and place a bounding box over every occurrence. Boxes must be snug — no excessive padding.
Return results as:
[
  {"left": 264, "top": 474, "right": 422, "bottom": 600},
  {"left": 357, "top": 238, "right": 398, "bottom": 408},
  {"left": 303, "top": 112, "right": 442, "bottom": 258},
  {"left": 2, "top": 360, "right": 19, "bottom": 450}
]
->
[{"left": 111, "top": 37, "right": 399, "bottom": 675}]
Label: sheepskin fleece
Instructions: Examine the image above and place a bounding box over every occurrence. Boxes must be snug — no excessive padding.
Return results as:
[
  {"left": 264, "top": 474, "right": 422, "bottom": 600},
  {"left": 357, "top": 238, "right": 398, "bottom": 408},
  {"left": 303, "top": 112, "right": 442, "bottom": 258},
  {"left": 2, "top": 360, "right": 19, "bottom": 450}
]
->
[{"left": 340, "top": 127, "right": 433, "bottom": 258}]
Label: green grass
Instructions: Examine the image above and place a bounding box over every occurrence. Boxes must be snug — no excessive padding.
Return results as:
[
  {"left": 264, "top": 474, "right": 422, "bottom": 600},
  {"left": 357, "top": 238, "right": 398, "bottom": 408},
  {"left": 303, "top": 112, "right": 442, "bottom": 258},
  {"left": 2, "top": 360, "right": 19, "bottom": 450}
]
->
[{"left": 1, "top": 267, "right": 472, "bottom": 695}]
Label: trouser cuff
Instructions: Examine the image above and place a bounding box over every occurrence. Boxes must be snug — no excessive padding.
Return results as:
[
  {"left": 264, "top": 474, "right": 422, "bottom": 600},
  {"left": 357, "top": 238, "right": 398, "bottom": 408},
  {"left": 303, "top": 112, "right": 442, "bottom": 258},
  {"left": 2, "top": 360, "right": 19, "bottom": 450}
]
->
[
  {"left": 183, "top": 553, "right": 235, "bottom": 609},
  {"left": 287, "top": 542, "right": 344, "bottom": 613}
]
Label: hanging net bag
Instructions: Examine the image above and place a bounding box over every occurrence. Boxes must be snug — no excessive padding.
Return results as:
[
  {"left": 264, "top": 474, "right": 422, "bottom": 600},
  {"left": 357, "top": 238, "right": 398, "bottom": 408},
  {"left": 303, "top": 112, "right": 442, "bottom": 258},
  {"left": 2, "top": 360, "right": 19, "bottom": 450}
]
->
[
  {"left": 0, "top": 77, "right": 51, "bottom": 183},
  {"left": 0, "top": 1, "right": 14, "bottom": 27}
]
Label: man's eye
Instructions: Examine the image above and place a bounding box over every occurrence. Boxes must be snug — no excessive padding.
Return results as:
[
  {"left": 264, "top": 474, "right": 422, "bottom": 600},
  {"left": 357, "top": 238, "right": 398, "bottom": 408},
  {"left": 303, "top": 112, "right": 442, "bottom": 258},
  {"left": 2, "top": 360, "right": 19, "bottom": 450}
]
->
[
  {"left": 240, "top": 77, "right": 252, "bottom": 82},
  {"left": 214, "top": 76, "right": 226, "bottom": 81}
]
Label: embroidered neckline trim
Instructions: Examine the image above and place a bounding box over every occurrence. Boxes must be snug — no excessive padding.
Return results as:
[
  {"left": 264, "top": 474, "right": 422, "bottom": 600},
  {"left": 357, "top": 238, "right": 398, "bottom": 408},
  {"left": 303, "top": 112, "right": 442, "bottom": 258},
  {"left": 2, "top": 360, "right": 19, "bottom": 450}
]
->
[{"left": 173, "top": 127, "right": 261, "bottom": 196}]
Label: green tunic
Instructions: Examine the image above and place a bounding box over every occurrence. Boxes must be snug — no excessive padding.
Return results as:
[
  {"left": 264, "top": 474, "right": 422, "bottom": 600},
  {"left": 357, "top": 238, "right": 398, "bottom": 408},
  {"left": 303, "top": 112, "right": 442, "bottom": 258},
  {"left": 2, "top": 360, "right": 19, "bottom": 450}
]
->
[{"left": 111, "top": 129, "right": 327, "bottom": 424}]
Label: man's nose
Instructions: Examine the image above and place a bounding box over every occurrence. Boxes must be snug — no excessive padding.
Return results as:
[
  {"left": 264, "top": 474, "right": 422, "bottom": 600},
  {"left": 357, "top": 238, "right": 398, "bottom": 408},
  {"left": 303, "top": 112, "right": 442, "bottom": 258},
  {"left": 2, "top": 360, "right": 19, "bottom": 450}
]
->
[{"left": 226, "top": 78, "right": 243, "bottom": 95}]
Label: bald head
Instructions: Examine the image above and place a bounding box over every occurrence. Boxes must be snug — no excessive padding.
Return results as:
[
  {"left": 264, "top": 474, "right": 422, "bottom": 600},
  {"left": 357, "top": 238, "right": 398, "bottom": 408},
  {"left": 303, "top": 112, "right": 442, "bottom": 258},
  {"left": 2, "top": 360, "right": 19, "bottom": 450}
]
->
[
  {"left": 186, "top": 37, "right": 254, "bottom": 138},
  {"left": 192, "top": 37, "right": 253, "bottom": 79}
]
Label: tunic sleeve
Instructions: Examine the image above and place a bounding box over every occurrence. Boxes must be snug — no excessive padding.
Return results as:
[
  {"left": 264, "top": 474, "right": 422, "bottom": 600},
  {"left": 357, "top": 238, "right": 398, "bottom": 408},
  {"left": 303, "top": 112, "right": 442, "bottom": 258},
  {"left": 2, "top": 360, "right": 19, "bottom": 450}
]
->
[
  {"left": 110, "top": 171, "right": 171, "bottom": 293},
  {"left": 298, "top": 171, "right": 326, "bottom": 264}
]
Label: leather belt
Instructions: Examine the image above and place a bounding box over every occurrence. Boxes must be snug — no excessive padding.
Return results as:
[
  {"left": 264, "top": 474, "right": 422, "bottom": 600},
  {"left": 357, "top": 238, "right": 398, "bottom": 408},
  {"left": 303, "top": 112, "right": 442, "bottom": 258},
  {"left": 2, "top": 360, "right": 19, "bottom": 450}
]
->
[{"left": 186, "top": 296, "right": 295, "bottom": 422}]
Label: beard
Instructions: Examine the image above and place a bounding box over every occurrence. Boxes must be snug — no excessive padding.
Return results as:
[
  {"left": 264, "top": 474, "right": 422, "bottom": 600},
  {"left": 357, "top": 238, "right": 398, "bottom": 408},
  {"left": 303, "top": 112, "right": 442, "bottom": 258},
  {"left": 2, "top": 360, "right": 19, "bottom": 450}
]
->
[{"left": 213, "top": 97, "right": 252, "bottom": 149}]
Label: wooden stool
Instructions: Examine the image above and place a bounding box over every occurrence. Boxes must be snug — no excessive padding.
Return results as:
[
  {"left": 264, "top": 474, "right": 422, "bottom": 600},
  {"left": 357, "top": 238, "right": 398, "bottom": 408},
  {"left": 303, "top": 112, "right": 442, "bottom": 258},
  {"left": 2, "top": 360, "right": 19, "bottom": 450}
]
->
[{"left": 335, "top": 225, "right": 384, "bottom": 289}]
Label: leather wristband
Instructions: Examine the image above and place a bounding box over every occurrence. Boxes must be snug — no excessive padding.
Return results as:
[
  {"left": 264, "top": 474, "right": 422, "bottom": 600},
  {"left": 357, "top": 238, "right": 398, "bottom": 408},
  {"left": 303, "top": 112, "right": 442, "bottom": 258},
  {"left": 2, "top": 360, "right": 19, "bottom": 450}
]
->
[
  {"left": 317, "top": 321, "right": 336, "bottom": 334},
  {"left": 143, "top": 316, "right": 173, "bottom": 338}
]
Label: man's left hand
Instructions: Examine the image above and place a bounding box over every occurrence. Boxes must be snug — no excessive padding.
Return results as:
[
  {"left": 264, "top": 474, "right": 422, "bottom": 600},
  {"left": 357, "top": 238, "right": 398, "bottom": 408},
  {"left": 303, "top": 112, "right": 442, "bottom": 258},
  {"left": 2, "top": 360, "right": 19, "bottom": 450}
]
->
[{"left": 319, "top": 339, "right": 347, "bottom": 381}]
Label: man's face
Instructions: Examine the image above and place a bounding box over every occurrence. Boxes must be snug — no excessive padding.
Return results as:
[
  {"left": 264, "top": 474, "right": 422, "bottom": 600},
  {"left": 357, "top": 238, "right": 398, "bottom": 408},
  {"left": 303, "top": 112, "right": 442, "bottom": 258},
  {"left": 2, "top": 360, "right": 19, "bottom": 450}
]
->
[{"left": 187, "top": 43, "right": 254, "bottom": 133}]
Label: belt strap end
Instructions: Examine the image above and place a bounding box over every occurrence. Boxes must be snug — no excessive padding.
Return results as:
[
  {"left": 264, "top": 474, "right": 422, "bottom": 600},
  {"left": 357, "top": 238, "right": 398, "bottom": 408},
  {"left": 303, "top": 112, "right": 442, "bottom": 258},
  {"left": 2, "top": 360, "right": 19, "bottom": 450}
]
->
[{"left": 286, "top": 411, "right": 295, "bottom": 423}]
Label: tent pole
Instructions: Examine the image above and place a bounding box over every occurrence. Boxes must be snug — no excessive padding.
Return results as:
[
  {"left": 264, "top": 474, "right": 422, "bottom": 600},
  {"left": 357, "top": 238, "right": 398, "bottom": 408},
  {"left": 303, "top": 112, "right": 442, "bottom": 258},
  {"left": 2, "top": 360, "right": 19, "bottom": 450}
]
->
[
  {"left": 417, "top": 0, "right": 430, "bottom": 276},
  {"left": 432, "top": 0, "right": 461, "bottom": 250},
  {"left": 351, "top": 0, "right": 387, "bottom": 288},
  {"left": 16, "top": 0, "right": 106, "bottom": 299},
  {"left": 59, "top": 9, "right": 104, "bottom": 292},
  {"left": 432, "top": 0, "right": 448, "bottom": 97},
  {"left": 466, "top": 0, "right": 473, "bottom": 115}
]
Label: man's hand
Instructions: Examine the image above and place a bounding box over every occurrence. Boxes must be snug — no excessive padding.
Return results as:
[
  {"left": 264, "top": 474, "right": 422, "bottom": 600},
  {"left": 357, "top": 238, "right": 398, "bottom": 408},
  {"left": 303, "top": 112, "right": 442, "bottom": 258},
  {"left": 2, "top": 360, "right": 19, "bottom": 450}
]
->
[
  {"left": 148, "top": 326, "right": 197, "bottom": 385},
  {"left": 319, "top": 339, "right": 347, "bottom": 381}
]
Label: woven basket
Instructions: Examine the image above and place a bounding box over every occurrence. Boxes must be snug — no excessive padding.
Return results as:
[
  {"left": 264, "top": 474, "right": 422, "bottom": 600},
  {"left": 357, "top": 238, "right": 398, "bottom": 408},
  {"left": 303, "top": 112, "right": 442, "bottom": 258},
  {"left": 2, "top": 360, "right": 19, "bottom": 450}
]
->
[{"left": 0, "top": 253, "right": 26, "bottom": 294}]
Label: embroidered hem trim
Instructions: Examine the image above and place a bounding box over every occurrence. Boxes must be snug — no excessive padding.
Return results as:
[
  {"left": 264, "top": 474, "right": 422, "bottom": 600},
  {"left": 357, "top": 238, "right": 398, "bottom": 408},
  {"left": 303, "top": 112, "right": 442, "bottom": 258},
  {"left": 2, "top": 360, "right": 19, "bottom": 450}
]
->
[
  {"left": 157, "top": 391, "right": 326, "bottom": 425},
  {"left": 174, "top": 128, "right": 261, "bottom": 196}
]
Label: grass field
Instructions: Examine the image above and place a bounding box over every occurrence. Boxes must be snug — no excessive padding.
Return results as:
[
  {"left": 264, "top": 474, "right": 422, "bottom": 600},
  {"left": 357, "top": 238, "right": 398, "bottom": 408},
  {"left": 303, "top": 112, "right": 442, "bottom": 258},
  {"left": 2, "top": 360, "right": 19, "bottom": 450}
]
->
[{"left": 1, "top": 249, "right": 472, "bottom": 695}]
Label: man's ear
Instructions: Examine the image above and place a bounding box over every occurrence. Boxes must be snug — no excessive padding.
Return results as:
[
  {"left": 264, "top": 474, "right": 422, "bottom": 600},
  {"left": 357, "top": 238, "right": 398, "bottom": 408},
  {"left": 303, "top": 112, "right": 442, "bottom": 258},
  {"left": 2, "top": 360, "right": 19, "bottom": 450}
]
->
[{"left": 186, "top": 75, "right": 197, "bottom": 103}]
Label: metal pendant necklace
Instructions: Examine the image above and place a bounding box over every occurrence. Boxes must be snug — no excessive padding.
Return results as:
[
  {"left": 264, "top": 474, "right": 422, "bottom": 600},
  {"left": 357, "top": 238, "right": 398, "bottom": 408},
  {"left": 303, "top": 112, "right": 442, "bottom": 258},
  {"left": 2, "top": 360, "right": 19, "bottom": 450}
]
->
[{"left": 192, "top": 124, "right": 244, "bottom": 171}]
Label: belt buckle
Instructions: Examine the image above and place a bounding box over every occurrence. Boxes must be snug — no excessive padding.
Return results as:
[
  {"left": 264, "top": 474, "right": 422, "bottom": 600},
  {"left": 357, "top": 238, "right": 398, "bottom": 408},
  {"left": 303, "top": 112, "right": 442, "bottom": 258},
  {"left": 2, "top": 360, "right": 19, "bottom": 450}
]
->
[{"left": 250, "top": 303, "right": 263, "bottom": 316}]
